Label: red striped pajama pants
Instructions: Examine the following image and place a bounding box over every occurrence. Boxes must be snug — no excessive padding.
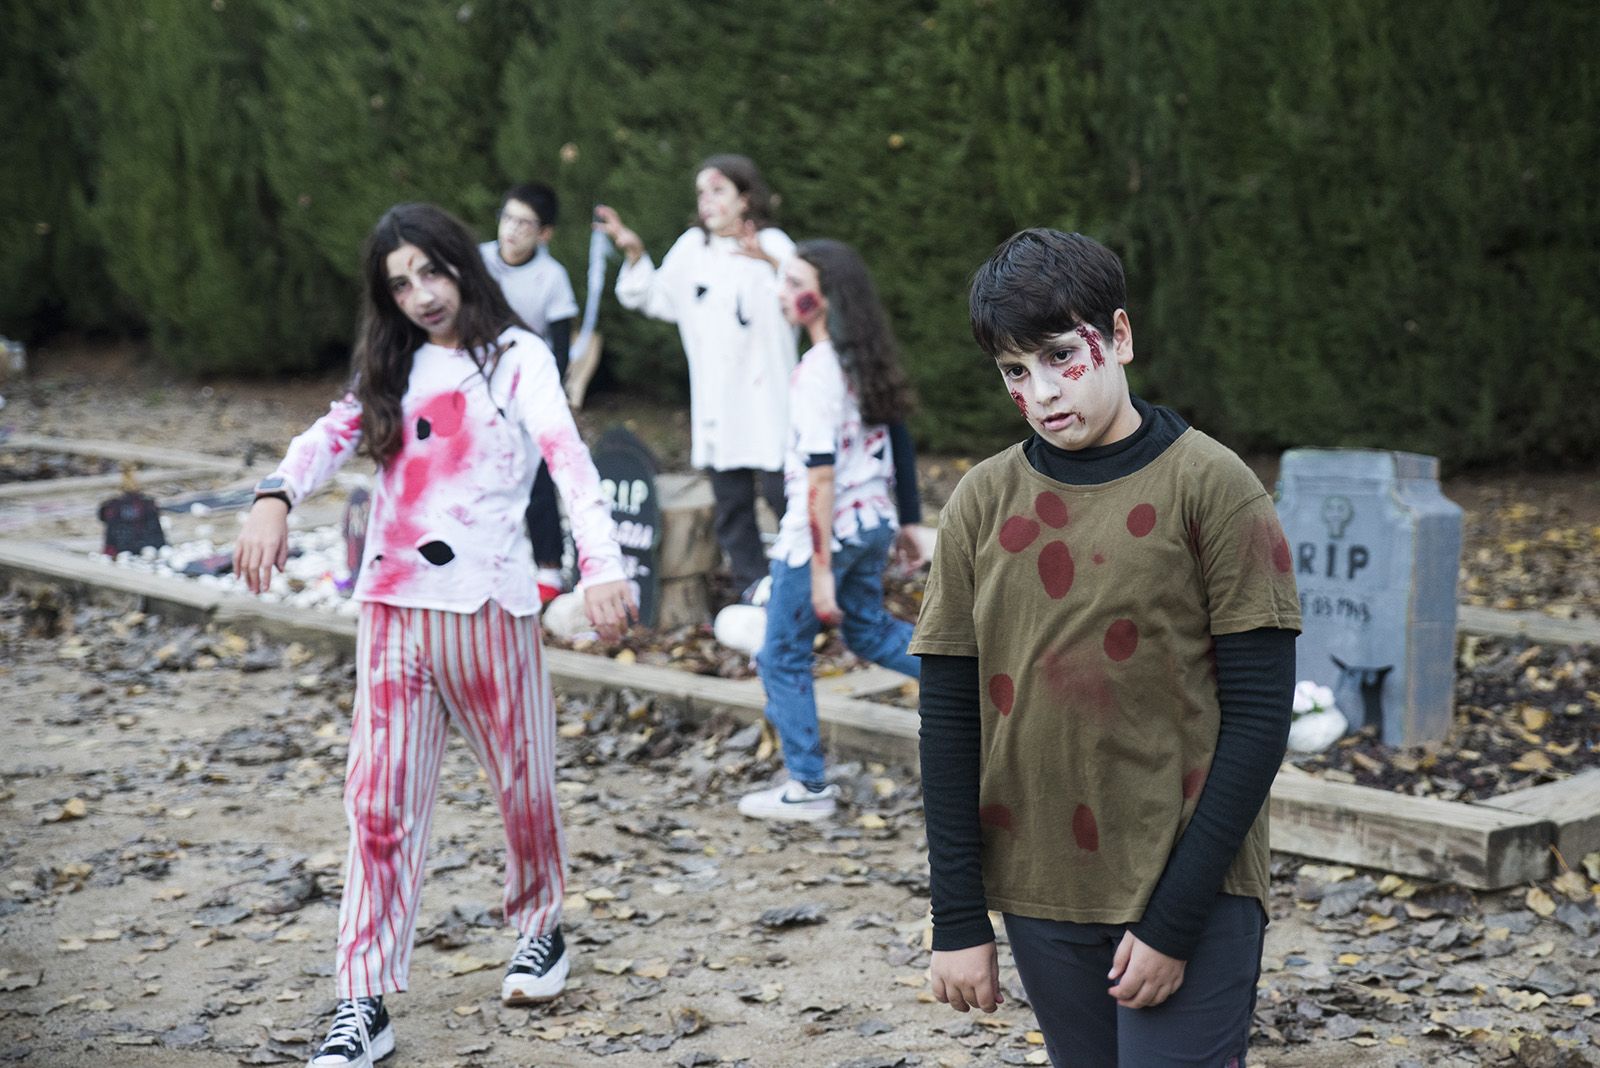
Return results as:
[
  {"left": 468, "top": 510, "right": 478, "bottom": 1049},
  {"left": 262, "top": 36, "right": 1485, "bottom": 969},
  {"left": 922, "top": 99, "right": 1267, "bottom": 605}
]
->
[{"left": 335, "top": 601, "right": 567, "bottom": 998}]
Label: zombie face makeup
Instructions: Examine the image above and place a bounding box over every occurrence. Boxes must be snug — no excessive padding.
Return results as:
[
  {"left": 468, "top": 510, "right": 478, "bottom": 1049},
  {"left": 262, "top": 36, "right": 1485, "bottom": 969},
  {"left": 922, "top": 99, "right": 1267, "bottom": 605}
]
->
[
  {"left": 779, "top": 257, "right": 827, "bottom": 333},
  {"left": 994, "top": 311, "right": 1140, "bottom": 451},
  {"left": 695, "top": 168, "right": 748, "bottom": 236},
  {"left": 386, "top": 242, "right": 463, "bottom": 348}
]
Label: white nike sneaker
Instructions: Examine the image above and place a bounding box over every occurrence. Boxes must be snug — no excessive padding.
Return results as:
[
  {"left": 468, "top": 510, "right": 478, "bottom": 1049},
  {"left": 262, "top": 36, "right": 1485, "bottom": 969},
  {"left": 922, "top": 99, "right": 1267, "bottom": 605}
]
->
[{"left": 737, "top": 780, "right": 841, "bottom": 822}]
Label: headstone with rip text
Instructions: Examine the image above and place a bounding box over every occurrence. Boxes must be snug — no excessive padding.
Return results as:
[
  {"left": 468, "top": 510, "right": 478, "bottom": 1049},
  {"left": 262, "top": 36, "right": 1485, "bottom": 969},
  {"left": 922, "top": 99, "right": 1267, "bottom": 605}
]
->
[{"left": 1275, "top": 449, "right": 1463, "bottom": 747}]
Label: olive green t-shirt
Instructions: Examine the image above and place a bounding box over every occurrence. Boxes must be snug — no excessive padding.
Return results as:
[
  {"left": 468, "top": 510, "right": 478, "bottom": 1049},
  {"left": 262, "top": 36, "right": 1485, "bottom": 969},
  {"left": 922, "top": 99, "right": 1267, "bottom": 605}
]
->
[{"left": 910, "top": 430, "right": 1302, "bottom": 923}]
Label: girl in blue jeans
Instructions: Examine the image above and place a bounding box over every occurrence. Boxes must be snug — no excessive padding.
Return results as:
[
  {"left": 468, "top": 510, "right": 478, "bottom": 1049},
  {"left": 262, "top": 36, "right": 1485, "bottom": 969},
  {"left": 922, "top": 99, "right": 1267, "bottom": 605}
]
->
[{"left": 738, "top": 239, "right": 927, "bottom": 822}]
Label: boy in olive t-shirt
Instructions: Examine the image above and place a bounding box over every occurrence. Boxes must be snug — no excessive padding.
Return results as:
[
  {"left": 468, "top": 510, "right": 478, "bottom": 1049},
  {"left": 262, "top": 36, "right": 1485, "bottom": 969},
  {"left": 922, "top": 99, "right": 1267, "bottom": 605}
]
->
[{"left": 912, "top": 230, "right": 1301, "bottom": 1068}]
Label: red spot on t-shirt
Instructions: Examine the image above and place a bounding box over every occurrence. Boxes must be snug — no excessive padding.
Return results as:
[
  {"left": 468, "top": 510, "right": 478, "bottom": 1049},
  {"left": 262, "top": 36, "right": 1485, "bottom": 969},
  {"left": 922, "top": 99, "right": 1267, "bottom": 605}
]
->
[
  {"left": 1103, "top": 619, "right": 1139, "bottom": 661},
  {"left": 979, "top": 804, "right": 1015, "bottom": 833},
  {"left": 415, "top": 390, "right": 466, "bottom": 437},
  {"left": 1092, "top": 551, "right": 1106, "bottom": 565},
  {"left": 1037, "top": 541, "right": 1074, "bottom": 598},
  {"left": 1271, "top": 529, "right": 1292, "bottom": 573},
  {"left": 1038, "top": 643, "right": 1117, "bottom": 720},
  {"left": 1072, "top": 804, "right": 1099, "bottom": 851},
  {"left": 1126, "top": 503, "right": 1157, "bottom": 538},
  {"left": 1182, "top": 768, "right": 1207, "bottom": 799},
  {"left": 999, "top": 515, "right": 1040, "bottom": 553},
  {"left": 988, "top": 674, "right": 1015, "bottom": 716},
  {"left": 1035, "top": 492, "right": 1068, "bottom": 528}
]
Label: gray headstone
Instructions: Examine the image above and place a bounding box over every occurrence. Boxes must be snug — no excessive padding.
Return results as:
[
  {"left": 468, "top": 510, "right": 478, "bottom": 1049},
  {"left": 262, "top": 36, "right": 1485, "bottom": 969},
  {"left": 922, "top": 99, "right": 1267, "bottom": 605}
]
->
[{"left": 1275, "top": 449, "right": 1463, "bottom": 747}]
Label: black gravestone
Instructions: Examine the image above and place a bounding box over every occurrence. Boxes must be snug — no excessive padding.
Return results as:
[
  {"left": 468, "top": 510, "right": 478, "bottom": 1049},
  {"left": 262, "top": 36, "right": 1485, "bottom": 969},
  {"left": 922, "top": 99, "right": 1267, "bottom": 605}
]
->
[
  {"left": 590, "top": 427, "right": 662, "bottom": 628},
  {"left": 98, "top": 490, "right": 165, "bottom": 557}
]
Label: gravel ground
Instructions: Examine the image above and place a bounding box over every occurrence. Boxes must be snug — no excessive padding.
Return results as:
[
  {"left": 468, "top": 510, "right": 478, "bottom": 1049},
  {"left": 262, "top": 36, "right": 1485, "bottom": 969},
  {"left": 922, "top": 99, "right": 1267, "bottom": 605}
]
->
[{"left": 2, "top": 345, "right": 1599, "bottom": 1066}]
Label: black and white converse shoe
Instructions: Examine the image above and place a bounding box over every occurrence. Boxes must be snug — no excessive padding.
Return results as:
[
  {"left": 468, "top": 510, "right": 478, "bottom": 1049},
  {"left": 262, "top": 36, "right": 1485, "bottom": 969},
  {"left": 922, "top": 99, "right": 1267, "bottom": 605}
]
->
[
  {"left": 308, "top": 996, "right": 394, "bottom": 1067},
  {"left": 501, "top": 926, "right": 570, "bottom": 1005}
]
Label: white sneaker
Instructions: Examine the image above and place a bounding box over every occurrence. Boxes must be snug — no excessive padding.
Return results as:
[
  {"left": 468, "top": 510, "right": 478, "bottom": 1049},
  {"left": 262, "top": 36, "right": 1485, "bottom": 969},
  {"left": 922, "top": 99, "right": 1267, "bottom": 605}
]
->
[{"left": 737, "top": 780, "right": 841, "bottom": 822}]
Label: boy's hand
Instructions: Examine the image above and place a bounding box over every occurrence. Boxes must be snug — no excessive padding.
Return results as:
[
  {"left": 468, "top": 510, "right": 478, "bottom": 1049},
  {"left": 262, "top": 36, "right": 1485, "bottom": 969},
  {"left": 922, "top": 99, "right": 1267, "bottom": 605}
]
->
[
  {"left": 233, "top": 498, "right": 290, "bottom": 595},
  {"left": 583, "top": 579, "right": 637, "bottom": 642},
  {"left": 810, "top": 568, "right": 841, "bottom": 626},
  {"left": 930, "top": 943, "right": 1004, "bottom": 1013},
  {"left": 593, "top": 205, "right": 643, "bottom": 262},
  {"left": 1107, "top": 930, "right": 1186, "bottom": 1008}
]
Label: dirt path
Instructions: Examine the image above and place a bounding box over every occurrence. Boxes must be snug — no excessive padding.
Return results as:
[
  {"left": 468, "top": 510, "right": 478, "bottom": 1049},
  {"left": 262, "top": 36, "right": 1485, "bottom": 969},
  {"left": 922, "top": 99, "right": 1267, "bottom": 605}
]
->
[
  {"left": 3, "top": 346, "right": 1598, "bottom": 1066},
  {"left": 2, "top": 596, "right": 1596, "bottom": 1067}
]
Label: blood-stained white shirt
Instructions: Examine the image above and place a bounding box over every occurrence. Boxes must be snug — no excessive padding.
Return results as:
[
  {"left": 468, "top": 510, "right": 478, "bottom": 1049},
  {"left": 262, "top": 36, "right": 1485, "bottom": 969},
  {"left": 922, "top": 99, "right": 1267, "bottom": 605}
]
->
[
  {"left": 614, "top": 227, "right": 797, "bottom": 471},
  {"left": 771, "top": 340, "right": 898, "bottom": 567},
  {"left": 269, "top": 326, "right": 625, "bottom": 616}
]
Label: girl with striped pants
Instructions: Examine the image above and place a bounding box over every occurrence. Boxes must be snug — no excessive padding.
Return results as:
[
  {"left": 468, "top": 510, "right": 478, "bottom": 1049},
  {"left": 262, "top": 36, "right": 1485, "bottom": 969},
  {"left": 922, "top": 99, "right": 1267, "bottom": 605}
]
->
[{"left": 234, "top": 202, "right": 635, "bottom": 1067}]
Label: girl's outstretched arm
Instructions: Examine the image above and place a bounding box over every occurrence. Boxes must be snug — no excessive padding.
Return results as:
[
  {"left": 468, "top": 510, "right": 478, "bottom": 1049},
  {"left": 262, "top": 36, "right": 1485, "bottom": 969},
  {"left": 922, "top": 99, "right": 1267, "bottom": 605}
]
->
[
  {"left": 233, "top": 395, "right": 364, "bottom": 594},
  {"left": 506, "top": 336, "right": 633, "bottom": 632}
]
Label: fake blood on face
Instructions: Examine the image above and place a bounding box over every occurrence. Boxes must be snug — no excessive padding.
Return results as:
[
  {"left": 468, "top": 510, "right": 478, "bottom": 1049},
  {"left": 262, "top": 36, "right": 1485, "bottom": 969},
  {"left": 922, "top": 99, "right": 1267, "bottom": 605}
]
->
[
  {"left": 1075, "top": 324, "right": 1106, "bottom": 369},
  {"left": 1009, "top": 390, "right": 1028, "bottom": 419}
]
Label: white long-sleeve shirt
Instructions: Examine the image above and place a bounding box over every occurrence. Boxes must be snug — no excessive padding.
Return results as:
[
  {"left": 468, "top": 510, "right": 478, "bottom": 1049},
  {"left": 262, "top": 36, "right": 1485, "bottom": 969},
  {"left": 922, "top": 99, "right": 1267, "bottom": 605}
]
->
[
  {"left": 614, "top": 227, "right": 797, "bottom": 471},
  {"left": 270, "top": 326, "right": 625, "bottom": 616}
]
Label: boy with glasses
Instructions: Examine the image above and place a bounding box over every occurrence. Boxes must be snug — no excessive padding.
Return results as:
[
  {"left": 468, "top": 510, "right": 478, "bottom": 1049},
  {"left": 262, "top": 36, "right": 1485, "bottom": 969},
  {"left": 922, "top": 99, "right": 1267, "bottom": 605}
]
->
[{"left": 480, "top": 183, "right": 581, "bottom": 604}]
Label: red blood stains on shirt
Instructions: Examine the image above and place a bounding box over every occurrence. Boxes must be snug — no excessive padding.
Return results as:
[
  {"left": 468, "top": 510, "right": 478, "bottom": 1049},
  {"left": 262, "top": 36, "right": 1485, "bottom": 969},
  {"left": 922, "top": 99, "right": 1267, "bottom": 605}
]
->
[
  {"left": 1034, "top": 491, "right": 1069, "bottom": 528},
  {"left": 1270, "top": 528, "right": 1292, "bottom": 573},
  {"left": 1075, "top": 324, "right": 1106, "bottom": 369},
  {"left": 1009, "top": 390, "right": 1029, "bottom": 419},
  {"left": 1038, "top": 643, "right": 1117, "bottom": 720},
  {"left": 999, "top": 515, "right": 1040, "bottom": 553},
  {"left": 1061, "top": 362, "right": 1089, "bottom": 382},
  {"left": 1072, "top": 804, "right": 1100, "bottom": 851},
  {"left": 1092, "top": 551, "right": 1106, "bottom": 565},
  {"left": 1126, "top": 503, "right": 1157, "bottom": 538},
  {"left": 1037, "top": 541, "right": 1075, "bottom": 598},
  {"left": 979, "top": 804, "right": 1016, "bottom": 833},
  {"left": 988, "top": 674, "right": 1016, "bottom": 716},
  {"left": 1244, "top": 514, "right": 1293, "bottom": 574},
  {"left": 1103, "top": 619, "right": 1139, "bottom": 661},
  {"left": 1182, "top": 767, "right": 1207, "bottom": 800},
  {"left": 414, "top": 390, "right": 467, "bottom": 437}
]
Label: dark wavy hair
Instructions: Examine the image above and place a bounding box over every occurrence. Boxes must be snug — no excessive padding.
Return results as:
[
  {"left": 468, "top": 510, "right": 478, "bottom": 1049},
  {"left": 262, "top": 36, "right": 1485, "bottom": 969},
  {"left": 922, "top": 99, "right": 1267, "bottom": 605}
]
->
[
  {"left": 796, "top": 239, "right": 914, "bottom": 426},
  {"left": 694, "top": 153, "right": 775, "bottom": 233},
  {"left": 351, "top": 203, "right": 522, "bottom": 467},
  {"left": 969, "top": 229, "right": 1125, "bottom": 360}
]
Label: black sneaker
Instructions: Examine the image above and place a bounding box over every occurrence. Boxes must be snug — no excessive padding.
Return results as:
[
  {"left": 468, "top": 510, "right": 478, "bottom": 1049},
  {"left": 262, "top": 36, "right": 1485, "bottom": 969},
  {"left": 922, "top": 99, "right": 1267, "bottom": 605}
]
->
[
  {"left": 501, "top": 926, "right": 570, "bottom": 1004},
  {"left": 309, "top": 996, "right": 394, "bottom": 1067}
]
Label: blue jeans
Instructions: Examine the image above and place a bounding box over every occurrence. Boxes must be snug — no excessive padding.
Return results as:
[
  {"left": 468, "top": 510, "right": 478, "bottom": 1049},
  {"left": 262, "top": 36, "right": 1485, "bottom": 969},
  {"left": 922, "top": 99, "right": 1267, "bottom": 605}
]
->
[{"left": 756, "top": 522, "right": 920, "bottom": 783}]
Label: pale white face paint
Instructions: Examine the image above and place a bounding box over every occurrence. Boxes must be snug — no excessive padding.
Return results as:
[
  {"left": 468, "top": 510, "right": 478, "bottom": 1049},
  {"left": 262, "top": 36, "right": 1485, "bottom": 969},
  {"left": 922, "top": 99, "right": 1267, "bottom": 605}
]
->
[
  {"left": 695, "top": 167, "right": 749, "bottom": 236},
  {"left": 386, "top": 242, "right": 462, "bottom": 347}
]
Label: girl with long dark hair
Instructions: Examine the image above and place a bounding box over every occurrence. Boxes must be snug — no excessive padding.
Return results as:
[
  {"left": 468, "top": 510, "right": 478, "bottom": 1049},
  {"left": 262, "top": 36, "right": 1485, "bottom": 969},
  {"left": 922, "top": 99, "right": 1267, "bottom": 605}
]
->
[
  {"left": 737, "top": 238, "right": 928, "bottom": 821},
  {"left": 594, "top": 154, "right": 796, "bottom": 602},
  {"left": 233, "top": 202, "right": 635, "bottom": 1067}
]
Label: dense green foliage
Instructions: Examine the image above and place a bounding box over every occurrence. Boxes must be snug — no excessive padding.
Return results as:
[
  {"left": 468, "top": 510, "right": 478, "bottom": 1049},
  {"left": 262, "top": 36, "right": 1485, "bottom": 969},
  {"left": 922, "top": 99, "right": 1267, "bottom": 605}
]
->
[{"left": 8, "top": 0, "right": 1597, "bottom": 464}]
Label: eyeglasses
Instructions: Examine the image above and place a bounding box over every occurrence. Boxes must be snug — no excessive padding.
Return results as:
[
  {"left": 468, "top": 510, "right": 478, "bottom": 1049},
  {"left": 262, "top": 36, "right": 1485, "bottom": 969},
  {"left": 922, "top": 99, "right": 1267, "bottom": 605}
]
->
[{"left": 498, "top": 211, "right": 543, "bottom": 233}]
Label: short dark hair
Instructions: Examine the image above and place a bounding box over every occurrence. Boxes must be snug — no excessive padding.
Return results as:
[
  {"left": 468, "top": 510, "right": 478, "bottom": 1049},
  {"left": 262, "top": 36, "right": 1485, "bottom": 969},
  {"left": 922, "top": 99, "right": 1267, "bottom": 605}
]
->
[
  {"left": 969, "top": 229, "right": 1126, "bottom": 359},
  {"left": 502, "top": 181, "right": 559, "bottom": 228}
]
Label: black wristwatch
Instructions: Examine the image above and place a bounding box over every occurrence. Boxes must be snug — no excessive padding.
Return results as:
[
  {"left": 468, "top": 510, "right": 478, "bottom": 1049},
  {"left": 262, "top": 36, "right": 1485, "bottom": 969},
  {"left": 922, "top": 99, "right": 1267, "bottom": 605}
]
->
[{"left": 253, "top": 475, "right": 291, "bottom": 509}]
